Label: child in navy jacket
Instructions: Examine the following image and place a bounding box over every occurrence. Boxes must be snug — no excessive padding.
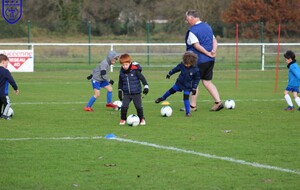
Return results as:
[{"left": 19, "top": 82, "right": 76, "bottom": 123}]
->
[
  {"left": 0, "top": 54, "right": 19, "bottom": 120},
  {"left": 118, "top": 54, "right": 149, "bottom": 125},
  {"left": 155, "top": 51, "right": 200, "bottom": 116}
]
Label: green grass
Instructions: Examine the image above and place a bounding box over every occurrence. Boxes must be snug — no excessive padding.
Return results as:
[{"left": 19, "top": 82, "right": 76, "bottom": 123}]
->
[{"left": 0, "top": 68, "right": 299, "bottom": 190}]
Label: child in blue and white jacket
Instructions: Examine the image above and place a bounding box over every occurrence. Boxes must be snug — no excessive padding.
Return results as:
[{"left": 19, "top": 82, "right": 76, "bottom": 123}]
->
[{"left": 283, "top": 50, "right": 300, "bottom": 111}]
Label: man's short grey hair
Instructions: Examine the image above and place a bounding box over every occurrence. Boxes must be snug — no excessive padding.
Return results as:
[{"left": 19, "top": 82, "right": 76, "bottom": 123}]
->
[{"left": 186, "top": 10, "right": 200, "bottom": 18}]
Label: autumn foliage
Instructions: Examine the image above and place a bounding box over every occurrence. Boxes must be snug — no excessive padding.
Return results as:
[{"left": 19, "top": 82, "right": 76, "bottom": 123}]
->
[{"left": 222, "top": 0, "right": 300, "bottom": 41}]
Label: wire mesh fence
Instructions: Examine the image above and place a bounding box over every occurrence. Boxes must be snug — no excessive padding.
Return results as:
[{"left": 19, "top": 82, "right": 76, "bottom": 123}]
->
[{"left": 1, "top": 42, "right": 300, "bottom": 71}]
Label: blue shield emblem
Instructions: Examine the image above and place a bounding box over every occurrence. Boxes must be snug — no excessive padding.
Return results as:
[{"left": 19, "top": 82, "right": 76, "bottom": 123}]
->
[{"left": 2, "top": 0, "right": 22, "bottom": 24}]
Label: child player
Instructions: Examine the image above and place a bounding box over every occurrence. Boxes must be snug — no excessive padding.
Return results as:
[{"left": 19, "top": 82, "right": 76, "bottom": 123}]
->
[
  {"left": 283, "top": 50, "right": 300, "bottom": 111},
  {"left": 118, "top": 53, "right": 149, "bottom": 125},
  {"left": 84, "top": 50, "right": 119, "bottom": 111},
  {"left": 155, "top": 51, "right": 200, "bottom": 117},
  {"left": 0, "top": 54, "right": 19, "bottom": 120}
]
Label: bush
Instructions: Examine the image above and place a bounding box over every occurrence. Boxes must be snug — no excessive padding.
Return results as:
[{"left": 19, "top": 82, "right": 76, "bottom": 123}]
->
[{"left": 0, "top": 21, "right": 27, "bottom": 38}]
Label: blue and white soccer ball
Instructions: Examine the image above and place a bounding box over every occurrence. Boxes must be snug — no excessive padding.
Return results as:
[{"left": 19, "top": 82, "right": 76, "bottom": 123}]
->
[
  {"left": 224, "top": 99, "right": 235, "bottom": 109},
  {"left": 7, "top": 107, "right": 14, "bottom": 117},
  {"left": 160, "top": 106, "right": 172, "bottom": 117},
  {"left": 113, "top": 100, "right": 122, "bottom": 111},
  {"left": 126, "top": 114, "right": 140, "bottom": 126}
]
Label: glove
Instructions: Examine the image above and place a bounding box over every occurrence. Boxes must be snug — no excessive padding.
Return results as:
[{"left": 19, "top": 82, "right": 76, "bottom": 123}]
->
[
  {"left": 118, "top": 89, "right": 123, "bottom": 101},
  {"left": 166, "top": 74, "right": 170, "bottom": 79},
  {"left": 143, "top": 87, "right": 149, "bottom": 95},
  {"left": 143, "top": 88, "right": 149, "bottom": 95},
  {"left": 191, "top": 89, "right": 197, "bottom": 95},
  {"left": 109, "top": 80, "right": 114, "bottom": 85},
  {"left": 86, "top": 74, "right": 93, "bottom": 80}
]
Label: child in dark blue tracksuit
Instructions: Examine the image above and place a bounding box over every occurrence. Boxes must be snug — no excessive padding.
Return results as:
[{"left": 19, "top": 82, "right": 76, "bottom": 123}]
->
[
  {"left": 0, "top": 54, "right": 19, "bottom": 120},
  {"left": 155, "top": 51, "right": 200, "bottom": 117},
  {"left": 118, "top": 53, "right": 149, "bottom": 125}
]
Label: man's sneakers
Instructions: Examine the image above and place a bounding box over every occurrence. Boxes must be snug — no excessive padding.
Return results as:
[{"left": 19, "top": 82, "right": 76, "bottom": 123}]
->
[
  {"left": 284, "top": 106, "right": 294, "bottom": 111},
  {"left": 106, "top": 103, "right": 118, "bottom": 109},
  {"left": 84, "top": 106, "right": 94, "bottom": 112},
  {"left": 180, "top": 102, "right": 225, "bottom": 112},
  {"left": 210, "top": 102, "right": 224, "bottom": 111}
]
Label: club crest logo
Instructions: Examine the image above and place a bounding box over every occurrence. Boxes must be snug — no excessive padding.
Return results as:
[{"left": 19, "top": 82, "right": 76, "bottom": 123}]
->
[{"left": 2, "top": 0, "right": 22, "bottom": 24}]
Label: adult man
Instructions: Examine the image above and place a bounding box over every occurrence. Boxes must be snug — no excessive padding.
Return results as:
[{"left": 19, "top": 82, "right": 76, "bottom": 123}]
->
[{"left": 184, "top": 10, "right": 223, "bottom": 111}]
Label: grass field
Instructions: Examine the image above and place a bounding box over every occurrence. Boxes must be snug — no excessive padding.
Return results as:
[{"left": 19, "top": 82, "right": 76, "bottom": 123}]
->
[{"left": 0, "top": 66, "right": 299, "bottom": 190}]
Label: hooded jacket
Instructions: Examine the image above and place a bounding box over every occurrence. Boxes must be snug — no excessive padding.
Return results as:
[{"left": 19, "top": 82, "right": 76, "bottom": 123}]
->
[{"left": 92, "top": 51, "right": 118, "bottom": 82}]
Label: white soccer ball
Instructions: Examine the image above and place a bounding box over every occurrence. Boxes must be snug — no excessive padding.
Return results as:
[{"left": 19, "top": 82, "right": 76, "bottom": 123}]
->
[
  {"left": 7, "top": 107, "right": 14, "bottom": 117},
  {"left": 126, "top": 114, "right": 140, "bottom": 126},
  {"left": 224, "top": 99, "right": 235, "bottom": 109},
  {"left": 113, "top": 100, "right": 122, "bottom": 111},
  {"left": 161, "top": 106, "right": 172, "bottom": 117}
]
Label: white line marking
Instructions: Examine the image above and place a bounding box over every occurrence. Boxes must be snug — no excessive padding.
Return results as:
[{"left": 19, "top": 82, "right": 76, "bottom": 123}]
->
[
  {"left": 0, "top": 136, "right": 102, "bottom": 141},
  {"left": 0, "top": 136, "right": 299, "bottom": 175},
  {"left": 12, "top": 101, "right": 115, "bottom": 105},
  {"left": 11, "top": 99, "right": 285, "bottom": 105},
  {"left": 111, "top": 137, "right": 300, "bottom": 175}
]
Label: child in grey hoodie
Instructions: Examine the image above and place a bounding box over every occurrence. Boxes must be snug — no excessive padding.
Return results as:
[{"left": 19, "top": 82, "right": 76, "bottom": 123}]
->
[{"left": 84, "top": 51, "right": 119, "bottom": 111}]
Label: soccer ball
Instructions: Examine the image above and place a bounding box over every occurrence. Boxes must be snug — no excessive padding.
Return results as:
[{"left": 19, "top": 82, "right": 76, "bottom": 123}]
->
[
  {"left": 113, "top": 100, "right": 122, "bottom": 111},
  {"left": 224, "top": 99, "right": 235, "bottom": 109},
  {"left": 161, "top": 106, "right": 172, "bottom": 117},
  {"left": 7, "top": 107, "right": 14, "bottom": 117},
  {"left": 126, "top": 114, "right": 140, "bottom": 126}
]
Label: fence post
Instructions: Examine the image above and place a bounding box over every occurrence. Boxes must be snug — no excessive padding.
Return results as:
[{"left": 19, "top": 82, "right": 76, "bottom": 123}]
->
[
  {"left": 146, "top": 22, "right": 150, "bottom": 66},
  {"left": 110, "top": 44, "right": 114, "bottom": 72},
  {"left": 260, "top": 22, "right": 264, "bottom": 71},
  {"left": 235, "top": 23, "right": 239, "bottom": 89},
  {"left": 88, "top": 21, "right": 91, "bottom": 65},
  {"left": 32, "top": 44, "right": 34, "bottom": 67},
  {"left": 27, "top": 20, "right": 30, "bottom": 50},
  {"left": 261, "top": 44, "right": 265, "bottom": 71}
]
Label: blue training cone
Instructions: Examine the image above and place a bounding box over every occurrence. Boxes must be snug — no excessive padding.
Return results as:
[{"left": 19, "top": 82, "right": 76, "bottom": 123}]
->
[{"left": 105, "top": 133, "right": 116, "bottom": 139}]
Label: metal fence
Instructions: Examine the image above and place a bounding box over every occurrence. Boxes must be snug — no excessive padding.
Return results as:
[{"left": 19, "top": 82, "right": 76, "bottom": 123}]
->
[{"left": 1, "top": 43, "right": 300, "bottom": 71}]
